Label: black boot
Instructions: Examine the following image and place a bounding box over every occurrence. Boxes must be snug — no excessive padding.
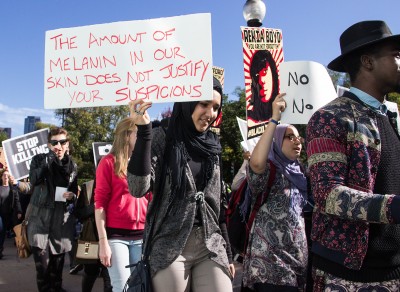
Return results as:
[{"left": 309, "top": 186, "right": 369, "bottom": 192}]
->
[{"left": 0, "top": 247, "right": 3, "bottom": 259}]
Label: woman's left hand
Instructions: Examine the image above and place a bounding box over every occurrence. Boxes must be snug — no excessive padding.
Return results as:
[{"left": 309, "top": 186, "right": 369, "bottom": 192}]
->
[
  {"left": 129, "top": 100, "right": 152, "bottom": 125},
  {"left": 63, "top": 191, "right": 75, "bottom": 200},
  {"left": 229, "top": 263, "right": 236, "bottom": 279}
]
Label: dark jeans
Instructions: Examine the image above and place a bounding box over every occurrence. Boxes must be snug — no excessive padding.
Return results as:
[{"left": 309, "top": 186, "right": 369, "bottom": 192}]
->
[
  {"left": 32, "top": 246, "right": 65, "bottom": 292},
  {"left": 82, "top": 263, "right": 112, "bottom": 292}
]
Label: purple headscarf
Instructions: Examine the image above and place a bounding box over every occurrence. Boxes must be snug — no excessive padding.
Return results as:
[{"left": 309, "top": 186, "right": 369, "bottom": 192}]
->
[{"left": 268, "top": 124, "right": 307, "bottom": 194}]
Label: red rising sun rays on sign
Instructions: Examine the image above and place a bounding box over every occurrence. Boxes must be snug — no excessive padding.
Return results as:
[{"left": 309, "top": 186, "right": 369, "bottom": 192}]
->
[{"left": 243, "top": 46, "right": 283, "bottom": 111}]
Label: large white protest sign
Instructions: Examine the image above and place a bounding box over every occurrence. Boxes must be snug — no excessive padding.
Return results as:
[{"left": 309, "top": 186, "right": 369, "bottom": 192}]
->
[
  {"left": 44, "top": 13, "right": 213, "bottom": 109},
  {"left": 280, "top": 61, "right": 337, "bottom": 124},
  {"left": 2, "top": 128, "right": 49, "bottom": 180}
]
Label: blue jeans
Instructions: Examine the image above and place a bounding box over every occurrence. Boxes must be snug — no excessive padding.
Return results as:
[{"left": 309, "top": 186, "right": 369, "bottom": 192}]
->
[{"left": 107, "top": 238, "right": 142, "bottom": 292}]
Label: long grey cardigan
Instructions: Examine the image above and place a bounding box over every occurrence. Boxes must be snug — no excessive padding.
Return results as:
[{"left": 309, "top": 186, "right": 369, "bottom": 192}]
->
[
  {"left": 27, "top": 153, "right": 78, "bottom": 254},
  {"left": 127, "top": 127, "right": 230, "bottom": 277}
]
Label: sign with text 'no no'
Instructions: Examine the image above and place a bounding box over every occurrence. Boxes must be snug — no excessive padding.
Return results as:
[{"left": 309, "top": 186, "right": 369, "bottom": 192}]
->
[
  {"left": 44, "top": 13, "right": 213, "bottom": 109},
  {"left": 279, "top": 61, "right": 337, "bottom": 124}
]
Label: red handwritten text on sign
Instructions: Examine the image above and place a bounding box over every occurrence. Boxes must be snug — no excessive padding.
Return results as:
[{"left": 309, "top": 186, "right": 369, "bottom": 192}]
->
[{"left": 44, "top": 13, "right": 213, "bottom": 109}]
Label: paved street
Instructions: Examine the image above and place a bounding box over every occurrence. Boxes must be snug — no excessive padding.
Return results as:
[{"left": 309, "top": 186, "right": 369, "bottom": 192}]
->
[
  {"left": 0, "top": 237, "right": 243, "bottom": 291},
  {"left": 0, "top": 237, "right": 103, "bottom": 292}
]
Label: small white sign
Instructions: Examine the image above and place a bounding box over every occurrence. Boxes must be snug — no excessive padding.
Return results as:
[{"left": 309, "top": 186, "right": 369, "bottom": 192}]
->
[
  {"left": 237, "top": 117, "right": 260, "bottom": 153},
  {"left": 55, "top": 186, "right": 68, "bottom": 202}
]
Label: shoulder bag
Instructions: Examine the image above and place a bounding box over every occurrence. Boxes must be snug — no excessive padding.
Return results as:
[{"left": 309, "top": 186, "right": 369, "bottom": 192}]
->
[
  {"left": 75, "top": 180, "right": 99, "bottom": 261},
  {"left": 13, "top": 203, "right": 32, "bottom": 259}
]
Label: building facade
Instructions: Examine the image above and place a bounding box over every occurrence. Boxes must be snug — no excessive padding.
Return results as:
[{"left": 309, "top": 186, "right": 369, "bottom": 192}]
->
[{"left": 24, "top": 116, "right": 41, "bottom": 134}]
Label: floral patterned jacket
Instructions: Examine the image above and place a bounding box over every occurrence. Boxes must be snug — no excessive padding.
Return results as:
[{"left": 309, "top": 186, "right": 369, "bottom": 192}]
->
[
  {"left": 242, "top": 163, "right": 308, "bottom": 289},
  {"left": 306, "top": 92, "right": 400, "bottom": 270}
]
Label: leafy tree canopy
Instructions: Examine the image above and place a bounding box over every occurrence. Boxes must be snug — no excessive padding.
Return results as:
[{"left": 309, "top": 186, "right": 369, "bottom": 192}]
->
[{"left": 55, "top": 106, "right": 128, "bottom": 182}]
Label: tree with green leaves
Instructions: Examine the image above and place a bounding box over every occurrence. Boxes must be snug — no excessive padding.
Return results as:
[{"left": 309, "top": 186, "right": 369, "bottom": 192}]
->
[
  {"left": 0, "top": 131, "right": 8, "bottom": 145},
  {"left": 326, "top": 69, "right": 400, "bottom": 112},
  {"left": 35, "top": 122, "right": 54, "bottom": 131},
  {"left": 55, "top": 106, "right": 129, "bottom": 182},
  {"left": 220, "top": 87, "right": 247, "bottom": 183}
]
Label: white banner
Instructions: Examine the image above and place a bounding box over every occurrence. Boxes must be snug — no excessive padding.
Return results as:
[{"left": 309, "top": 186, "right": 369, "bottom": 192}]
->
[
  {"left": 236, "top": 117, "right": 260, "bottom": 153},
  {"left": 44, "top": 13, "right": 213, "bottom": 109}
]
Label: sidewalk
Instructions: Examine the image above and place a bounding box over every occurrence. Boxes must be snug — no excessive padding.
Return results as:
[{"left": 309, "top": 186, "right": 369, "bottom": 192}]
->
[
  {"left": 0, "top": 237, "right": 102, "bottom": 292},
  {"left": 0, "top": 237, "right": 243, "bottom": 291}
]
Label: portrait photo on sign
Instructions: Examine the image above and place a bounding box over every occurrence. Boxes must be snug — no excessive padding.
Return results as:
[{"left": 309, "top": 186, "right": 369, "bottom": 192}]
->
[{"left": 242, "top": 27, "right": 284, "bottom": 139}]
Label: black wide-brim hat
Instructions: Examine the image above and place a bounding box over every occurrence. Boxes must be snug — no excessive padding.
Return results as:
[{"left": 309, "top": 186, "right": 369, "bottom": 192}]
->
[{"left": 328, "top": 20, "right": 400, "bottom": 72}]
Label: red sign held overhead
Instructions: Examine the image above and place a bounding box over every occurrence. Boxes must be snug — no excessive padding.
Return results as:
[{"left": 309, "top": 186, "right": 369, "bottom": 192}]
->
[{"left": 241, "top": 27, "right": 284, "bottom": 140}]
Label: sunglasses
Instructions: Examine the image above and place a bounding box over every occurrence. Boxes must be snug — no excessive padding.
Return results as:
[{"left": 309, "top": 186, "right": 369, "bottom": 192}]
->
[
  {"left": 284, "top": 134, "right": 304, "bottom": 143},
  {"left": 49, "top": 139, "right": 69, "bottom": 146}
]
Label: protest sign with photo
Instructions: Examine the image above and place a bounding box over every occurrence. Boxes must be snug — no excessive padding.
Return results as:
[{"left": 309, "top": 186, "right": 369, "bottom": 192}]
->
[
  {"left": 44, "top": 13, "right": 213, "bottom": 109},
  {"left": 92, "top": 142, "right": 113, "bottom": 168},
  {"left": 209, "top": 66, "right": 225, "bottom": 135},
  {"left": 279, "top": 61, "right": 337, "bottom": 124},
  {"left": 2, "top": 128, "right": 49, "bottom": 180},
  {"left": 212, "top": 66, "right": 225, "bottom": 87},
  {"left": 242, "top": 26, "right": 284, "bottom": 139}
]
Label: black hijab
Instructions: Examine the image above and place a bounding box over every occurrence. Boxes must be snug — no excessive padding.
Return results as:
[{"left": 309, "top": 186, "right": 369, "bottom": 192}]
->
[{"left": 158, "top": 77, "right": 223, "bottom": 212}]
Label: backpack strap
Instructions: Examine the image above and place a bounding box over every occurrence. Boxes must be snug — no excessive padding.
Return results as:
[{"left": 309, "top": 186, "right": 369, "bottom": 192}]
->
[
  {"left": 226, "top": 178, "right": 248, "bottom": 224},
  {"left": 245, "top": 160, "right": 276, "bottom": 244}
]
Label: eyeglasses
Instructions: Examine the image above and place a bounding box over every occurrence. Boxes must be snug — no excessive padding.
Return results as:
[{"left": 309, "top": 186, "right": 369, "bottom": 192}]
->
[
  {"left": 284, "top": 134, "right": 303, "bottom": 143},
  {"left": 49, "top": 139, "right": 69, "bottom": 146}
]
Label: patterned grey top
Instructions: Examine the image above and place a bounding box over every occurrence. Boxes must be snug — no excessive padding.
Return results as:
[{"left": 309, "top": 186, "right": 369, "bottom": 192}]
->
[
  {"left": 127, "top": 127, "right": 230, "bottom": 277},
  {"left": 242, "top": 164, "right": 308, "bottom": 289}
]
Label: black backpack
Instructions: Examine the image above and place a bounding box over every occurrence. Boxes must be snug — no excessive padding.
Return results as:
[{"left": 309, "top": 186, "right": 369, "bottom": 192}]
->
[{"left": 226, "top": 161, "right": 276, "bottom": 261}]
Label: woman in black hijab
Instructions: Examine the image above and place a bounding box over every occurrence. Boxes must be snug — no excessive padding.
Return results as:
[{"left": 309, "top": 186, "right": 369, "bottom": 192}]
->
[{"left": 127, "top": 77, "right": 234, "bottom": 292}]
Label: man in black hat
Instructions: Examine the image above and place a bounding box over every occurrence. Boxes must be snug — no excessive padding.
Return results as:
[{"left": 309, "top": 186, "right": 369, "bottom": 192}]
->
[{"left": 306, "top": 20, "right": 400, "bottom": 290}]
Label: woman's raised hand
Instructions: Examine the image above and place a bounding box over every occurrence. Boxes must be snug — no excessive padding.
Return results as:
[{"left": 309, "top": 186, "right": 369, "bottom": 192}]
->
[
  {"left": 272, "top": 93, "right": 287, "bottom": 121},
  {"left": 129, "top": 100, "right": 152, "bottom": 125}
]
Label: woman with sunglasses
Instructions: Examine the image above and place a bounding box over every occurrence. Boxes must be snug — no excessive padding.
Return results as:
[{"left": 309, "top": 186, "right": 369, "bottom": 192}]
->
[
  {"left": 27, "top": 127, "right": 78, "bottom": 292},
  {"left": 242, "top": 93, "right": 309, "bottom": 292}
]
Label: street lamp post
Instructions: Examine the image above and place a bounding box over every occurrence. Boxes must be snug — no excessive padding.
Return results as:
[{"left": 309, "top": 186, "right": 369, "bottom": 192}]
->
[{"left": 243, "top": 0, "right": 266, "bottom": 27}]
